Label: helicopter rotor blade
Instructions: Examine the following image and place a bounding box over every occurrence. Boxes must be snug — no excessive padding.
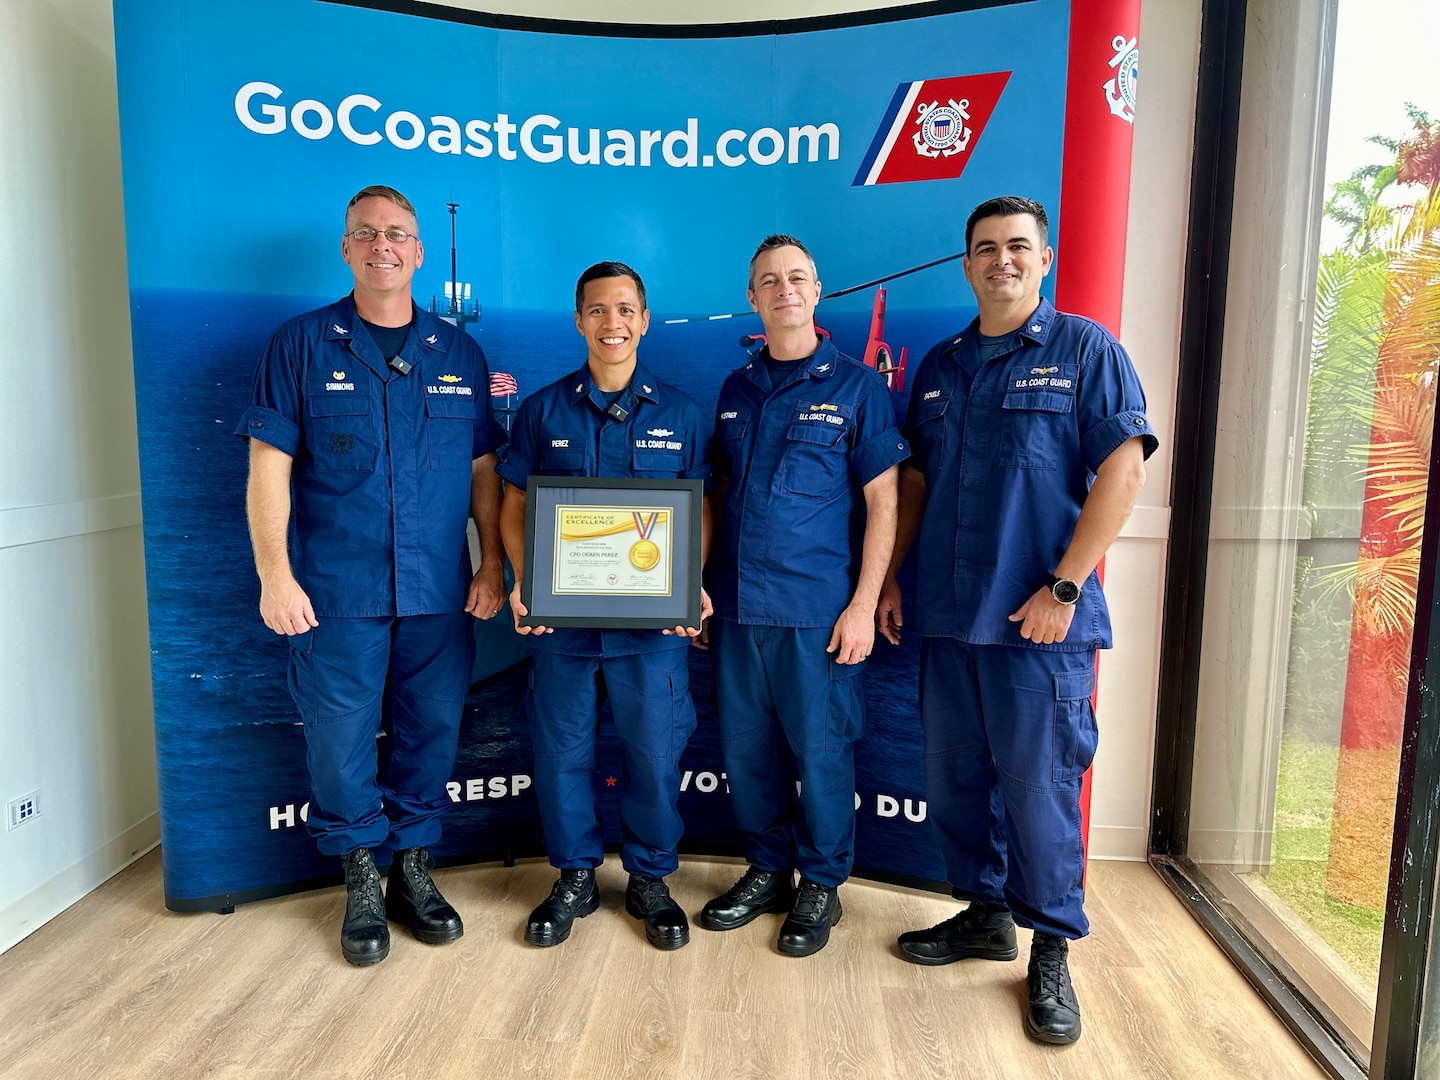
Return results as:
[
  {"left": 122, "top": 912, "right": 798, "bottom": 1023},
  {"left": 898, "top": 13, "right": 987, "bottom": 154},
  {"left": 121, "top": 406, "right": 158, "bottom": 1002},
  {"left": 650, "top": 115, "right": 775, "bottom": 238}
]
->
[{"left": 658, "top": 250, "right": 966, "bottom": 322}]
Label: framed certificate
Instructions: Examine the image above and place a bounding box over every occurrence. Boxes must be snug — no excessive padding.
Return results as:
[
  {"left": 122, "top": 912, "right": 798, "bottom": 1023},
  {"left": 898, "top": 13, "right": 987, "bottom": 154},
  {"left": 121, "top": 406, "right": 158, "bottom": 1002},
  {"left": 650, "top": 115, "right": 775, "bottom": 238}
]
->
[{"left": 520, "top": 477, "right": 704, "bottom": 629}]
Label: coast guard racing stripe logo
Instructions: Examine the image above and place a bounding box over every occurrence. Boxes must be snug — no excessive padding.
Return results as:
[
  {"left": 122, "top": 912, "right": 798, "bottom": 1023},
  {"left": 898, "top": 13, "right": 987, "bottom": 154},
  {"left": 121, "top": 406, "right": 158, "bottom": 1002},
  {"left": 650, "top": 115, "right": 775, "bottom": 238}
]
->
[{"left": 852, "top": 71, "right": 1011, "bottom": 186}]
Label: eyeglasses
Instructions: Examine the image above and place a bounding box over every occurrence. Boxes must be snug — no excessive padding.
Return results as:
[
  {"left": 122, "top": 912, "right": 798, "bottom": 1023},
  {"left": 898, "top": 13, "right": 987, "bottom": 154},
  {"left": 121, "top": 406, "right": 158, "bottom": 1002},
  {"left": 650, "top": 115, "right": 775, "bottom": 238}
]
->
[{"left": 345, "top": 227, "right": 415, "bottom": 244}]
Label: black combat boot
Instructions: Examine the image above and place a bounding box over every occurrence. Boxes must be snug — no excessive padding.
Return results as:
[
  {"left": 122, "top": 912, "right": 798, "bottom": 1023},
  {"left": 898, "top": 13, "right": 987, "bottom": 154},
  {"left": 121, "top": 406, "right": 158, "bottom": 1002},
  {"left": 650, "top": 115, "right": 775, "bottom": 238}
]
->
[
  {"left": 897, "top": 900, "right": 1018, "bottom": 965},
  {"left": 524, "top": 868, "right": 599, "bottom": 947},
  {"left": 339, "top": 848, "right": 390, "bottom": 966},
  {"left": 386, "top": 847, "right": 463, "bottom": 944},
  {"left": 624, "top": 874, "right": 690, "bottom": 950},
  {"left": 776, "top": 878, "right": 842, "bottom": 957},
  {"left": 699, "top": 866, "right": 795, "bottom": 931},
  {"left": 1026, "top": 932, "right": 1082, "bottom": 1044}
]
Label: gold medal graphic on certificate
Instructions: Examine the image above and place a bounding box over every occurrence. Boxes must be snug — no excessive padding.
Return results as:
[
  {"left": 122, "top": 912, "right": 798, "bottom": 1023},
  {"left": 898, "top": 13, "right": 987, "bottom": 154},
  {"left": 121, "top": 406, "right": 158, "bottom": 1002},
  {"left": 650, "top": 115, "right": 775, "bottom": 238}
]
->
[
  {"left": 629, "top": 512, "right": 661, "bottom": 570},
  {"left": 552, "top": 506, "right": 671, "bottom": 596}
]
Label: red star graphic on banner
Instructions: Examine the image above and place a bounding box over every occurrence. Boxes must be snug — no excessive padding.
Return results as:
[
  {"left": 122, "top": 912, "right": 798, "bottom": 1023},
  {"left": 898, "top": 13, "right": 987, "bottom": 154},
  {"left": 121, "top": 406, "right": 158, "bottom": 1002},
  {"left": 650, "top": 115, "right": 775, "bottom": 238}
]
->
[{"left": 605, "top": 776, "right": 618, "bottom": 787}]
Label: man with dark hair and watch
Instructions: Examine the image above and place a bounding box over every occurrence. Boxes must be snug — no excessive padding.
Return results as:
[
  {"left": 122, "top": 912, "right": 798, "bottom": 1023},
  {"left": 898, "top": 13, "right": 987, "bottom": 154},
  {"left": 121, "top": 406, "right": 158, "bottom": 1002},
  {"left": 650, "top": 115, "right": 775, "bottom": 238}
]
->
[
  {"left": 238, "top": 184, "right": 508, "bottom": 966},
  {"left": 877, "top": 196, "right": 1156, "bottom": 1044}
]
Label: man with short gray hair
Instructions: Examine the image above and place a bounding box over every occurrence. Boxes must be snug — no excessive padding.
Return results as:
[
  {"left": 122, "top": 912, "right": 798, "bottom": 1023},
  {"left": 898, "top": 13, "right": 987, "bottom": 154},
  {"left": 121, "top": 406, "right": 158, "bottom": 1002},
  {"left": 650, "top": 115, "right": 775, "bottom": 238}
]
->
[{"left": 238, "top": 184, "right": 507, "bottom": 966}]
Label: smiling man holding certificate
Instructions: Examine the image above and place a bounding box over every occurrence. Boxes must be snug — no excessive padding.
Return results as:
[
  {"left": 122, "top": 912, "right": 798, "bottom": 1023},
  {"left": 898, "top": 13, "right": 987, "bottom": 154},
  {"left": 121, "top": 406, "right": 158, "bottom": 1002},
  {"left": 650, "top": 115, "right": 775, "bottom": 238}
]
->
[{"left": 497, "top": 262, "right": 712, "bottom": 951}]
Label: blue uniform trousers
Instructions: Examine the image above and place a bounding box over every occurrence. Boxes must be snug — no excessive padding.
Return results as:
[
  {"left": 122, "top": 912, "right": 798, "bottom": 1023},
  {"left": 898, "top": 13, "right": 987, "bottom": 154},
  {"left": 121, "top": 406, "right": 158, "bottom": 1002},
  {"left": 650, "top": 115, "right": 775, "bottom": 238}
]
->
[
  {"left": 710, "top": 619, "right": 864, "bottom": 887},
  {"left": 527, "top": 647, "right": 697, "bottom": 878},
  {"left": 919, "top": 637, "right": 1098, "bottom": 939},
  {"left": 287, "top": 611, "right": 474, "bottom": 857}
]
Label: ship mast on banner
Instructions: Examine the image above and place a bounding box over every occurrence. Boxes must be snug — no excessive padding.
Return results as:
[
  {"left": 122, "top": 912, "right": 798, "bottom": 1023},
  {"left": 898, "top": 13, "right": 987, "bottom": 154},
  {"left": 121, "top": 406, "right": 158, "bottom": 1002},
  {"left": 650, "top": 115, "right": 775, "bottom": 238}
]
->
[
  {"left": 429, "top": 200, "right": 519, "bottom": 430},
  {"left": 431, "top": 200, "right": 480, "bottom": 328}
]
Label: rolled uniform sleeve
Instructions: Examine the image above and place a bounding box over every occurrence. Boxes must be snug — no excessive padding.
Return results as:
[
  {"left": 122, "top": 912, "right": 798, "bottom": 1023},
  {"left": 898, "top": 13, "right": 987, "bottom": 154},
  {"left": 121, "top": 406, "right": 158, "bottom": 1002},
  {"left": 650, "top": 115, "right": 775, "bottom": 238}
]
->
[
  {"left": 235, "top": 330, "right": 303, "bottom": 456},
  {"left": 1076, "top": 337, "right": 1157, "bottom": 475},
  {"left": 849, "top": 376, "right": 910, "bottom": 485}
]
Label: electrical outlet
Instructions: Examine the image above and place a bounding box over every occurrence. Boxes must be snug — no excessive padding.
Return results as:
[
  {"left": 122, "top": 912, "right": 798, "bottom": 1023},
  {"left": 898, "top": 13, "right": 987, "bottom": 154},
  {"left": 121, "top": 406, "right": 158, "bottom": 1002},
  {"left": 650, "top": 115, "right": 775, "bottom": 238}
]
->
[{"left": 7, "top": 790, "right": 40, "bottom": 830}]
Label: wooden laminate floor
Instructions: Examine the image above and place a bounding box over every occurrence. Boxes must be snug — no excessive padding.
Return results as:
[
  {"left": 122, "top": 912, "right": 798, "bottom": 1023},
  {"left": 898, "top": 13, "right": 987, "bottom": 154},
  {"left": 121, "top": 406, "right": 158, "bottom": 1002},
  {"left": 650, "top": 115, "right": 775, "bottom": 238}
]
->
[{"left": 0, "top": 852, "right": 1329, "bottom": 1079}]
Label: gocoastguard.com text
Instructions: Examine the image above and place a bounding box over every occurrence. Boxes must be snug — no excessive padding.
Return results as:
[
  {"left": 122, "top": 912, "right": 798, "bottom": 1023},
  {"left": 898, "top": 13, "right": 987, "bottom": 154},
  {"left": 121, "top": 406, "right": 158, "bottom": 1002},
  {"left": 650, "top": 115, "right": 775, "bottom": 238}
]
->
[{"left": 236, "top": 82, "right": 842, "bottom": 169}]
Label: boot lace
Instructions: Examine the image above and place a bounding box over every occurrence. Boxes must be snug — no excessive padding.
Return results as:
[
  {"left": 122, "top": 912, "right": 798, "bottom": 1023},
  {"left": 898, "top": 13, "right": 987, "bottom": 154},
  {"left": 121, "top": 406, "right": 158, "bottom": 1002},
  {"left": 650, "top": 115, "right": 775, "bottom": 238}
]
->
[
  {"left": 400, "top": 848, "right": 442, "bottom": 905},
  {"left": 342, "top": 852, "right": 384, "bottom": 919},
  {"left": 1030, "top": 936, "right": 1074, "bottom": 1004},
  {"left": 725, "top": 866, "right": 775, "bottom": 902},
  {"left": 790, "top": 880, "right": 832, "bottom": 923},
  {"left": 552, "top": 869, "right": 593, "bottom": 903},
  {"left": 628, "top": 874, "right": 672, "bottom": 913}
]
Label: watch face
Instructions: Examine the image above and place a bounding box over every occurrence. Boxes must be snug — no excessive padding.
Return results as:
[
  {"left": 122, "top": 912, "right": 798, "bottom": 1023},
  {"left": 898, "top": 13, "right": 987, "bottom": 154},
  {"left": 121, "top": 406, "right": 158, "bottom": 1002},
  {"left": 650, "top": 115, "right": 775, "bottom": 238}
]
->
[{"left": 1052, "top": 578, "right": 1081, "bottom": 605}]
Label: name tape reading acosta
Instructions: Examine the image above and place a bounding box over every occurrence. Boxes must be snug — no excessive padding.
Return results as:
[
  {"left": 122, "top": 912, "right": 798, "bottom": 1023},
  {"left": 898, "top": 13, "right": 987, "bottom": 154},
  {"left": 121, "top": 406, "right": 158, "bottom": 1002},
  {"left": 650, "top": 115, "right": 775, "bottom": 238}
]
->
[{"left": 236, "top": 82, "right": 841, "bottom": 170}]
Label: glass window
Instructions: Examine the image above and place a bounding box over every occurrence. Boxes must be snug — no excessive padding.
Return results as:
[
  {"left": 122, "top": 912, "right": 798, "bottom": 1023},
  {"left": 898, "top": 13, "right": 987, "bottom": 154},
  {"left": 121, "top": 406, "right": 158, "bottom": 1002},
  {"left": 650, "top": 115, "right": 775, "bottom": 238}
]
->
[{"left": 1185, "top": 0, "right": 1439, "bottom": 1064}]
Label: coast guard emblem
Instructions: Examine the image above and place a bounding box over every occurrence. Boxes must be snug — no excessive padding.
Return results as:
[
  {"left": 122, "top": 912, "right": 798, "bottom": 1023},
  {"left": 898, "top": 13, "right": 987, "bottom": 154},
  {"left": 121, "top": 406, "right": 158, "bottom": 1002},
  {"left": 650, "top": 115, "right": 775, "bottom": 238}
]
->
[
  {"left": 852, "top": 71, "right": 1010, "bottom": 186},
  {"left": 1105, "top": 35, "right": 1139, "bottom": 124},
  {"left": 913, "top": 99, "right": 970, "bottom": 159}
]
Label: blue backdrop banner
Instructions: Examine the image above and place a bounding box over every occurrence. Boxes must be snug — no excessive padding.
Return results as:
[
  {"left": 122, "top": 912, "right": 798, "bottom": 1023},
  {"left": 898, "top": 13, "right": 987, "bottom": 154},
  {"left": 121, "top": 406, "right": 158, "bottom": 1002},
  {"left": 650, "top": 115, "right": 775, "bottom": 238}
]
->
[{"left": 114, "top": 0, "right": 1079, "bottom": 909}]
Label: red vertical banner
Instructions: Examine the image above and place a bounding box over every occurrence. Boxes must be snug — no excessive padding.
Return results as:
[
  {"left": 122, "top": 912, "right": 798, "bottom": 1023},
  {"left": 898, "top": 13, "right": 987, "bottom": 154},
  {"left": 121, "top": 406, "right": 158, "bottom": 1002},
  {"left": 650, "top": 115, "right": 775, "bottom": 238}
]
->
[
  {"left": 1056, "top": 0, "right": 1141, "bottom": 335},
  {"left": 1055, "top": 0, "right": 1144, "bottom": 867}
]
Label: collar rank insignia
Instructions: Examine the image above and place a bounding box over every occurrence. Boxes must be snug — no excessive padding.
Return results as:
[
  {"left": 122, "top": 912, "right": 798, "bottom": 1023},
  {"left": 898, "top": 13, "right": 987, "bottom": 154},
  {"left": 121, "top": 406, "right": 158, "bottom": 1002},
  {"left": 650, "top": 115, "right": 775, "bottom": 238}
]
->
[
  {"left": 815, "top": 363, "right": 830, "bottom": 373},
  {"left": 425, "top": 334, "right": 438, "bottom": 345},
  {"left": 332, "top": 324, "right": 349, "bottom": 335}
]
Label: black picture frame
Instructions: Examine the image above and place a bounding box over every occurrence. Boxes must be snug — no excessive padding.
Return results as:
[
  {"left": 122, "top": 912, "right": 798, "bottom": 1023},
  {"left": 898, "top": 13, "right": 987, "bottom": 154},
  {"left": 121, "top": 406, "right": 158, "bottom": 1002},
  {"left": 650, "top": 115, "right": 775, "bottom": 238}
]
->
[{"left": 520, "top": 476, "right": 704, "bottom": 630}]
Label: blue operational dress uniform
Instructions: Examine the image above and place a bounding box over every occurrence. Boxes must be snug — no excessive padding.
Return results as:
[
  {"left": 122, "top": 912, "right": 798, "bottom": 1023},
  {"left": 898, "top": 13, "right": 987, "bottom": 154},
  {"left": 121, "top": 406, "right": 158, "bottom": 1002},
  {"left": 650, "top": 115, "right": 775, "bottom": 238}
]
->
[
  {"left": 236, "top": 294, "right": 506, "bottom": 858},
  {"left": 707, "top": 336, "right": 910, "bottom": 886},
  {"left": 905, "top": 296, "right": 1157, "bottom": 938},
  {"left": 495, "top": 361, "right": 710, "bottom": 879}
]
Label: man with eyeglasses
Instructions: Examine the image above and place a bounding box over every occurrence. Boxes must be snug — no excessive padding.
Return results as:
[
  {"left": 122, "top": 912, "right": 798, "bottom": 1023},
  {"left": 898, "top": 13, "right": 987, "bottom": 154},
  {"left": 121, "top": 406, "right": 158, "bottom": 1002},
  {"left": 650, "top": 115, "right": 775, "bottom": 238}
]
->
[
  {"left": 701, "top": 234, "right": 907, "bottom": 957},
  {"left": 877, "top": 195, "right": 1155, "bottom": 1044},
  {"left": 236, "top": 184, "right": 508, "bottom": 966}
]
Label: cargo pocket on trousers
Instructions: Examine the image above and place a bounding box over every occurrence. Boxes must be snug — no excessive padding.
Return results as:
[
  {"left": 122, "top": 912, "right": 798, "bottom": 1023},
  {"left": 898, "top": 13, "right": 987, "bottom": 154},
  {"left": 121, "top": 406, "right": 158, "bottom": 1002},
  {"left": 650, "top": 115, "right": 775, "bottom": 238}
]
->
[
  {"left": 286, "top": 628, "right": 318, "bottom": 723},
  {"left": 825, "top": 659, "right": 866, "bottom": 753},
  {"left": 1051, "top": 668, "right": 1097, "bottom": 783}
]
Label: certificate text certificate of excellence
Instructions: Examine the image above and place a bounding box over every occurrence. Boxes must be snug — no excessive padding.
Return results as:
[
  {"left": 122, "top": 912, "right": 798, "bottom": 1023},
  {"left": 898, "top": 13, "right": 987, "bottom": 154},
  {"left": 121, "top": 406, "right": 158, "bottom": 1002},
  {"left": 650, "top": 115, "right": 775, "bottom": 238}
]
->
[{"left": 552, "top": 507, "right": 673, "bottom": 596}]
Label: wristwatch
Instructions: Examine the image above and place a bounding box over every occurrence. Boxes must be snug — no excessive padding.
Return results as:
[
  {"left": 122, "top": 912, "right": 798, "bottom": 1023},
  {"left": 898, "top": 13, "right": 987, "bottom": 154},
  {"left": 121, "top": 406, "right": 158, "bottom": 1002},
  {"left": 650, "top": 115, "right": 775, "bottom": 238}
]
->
[{"left": 1049, "top": 575, "right": 1082, "bottom": 606}]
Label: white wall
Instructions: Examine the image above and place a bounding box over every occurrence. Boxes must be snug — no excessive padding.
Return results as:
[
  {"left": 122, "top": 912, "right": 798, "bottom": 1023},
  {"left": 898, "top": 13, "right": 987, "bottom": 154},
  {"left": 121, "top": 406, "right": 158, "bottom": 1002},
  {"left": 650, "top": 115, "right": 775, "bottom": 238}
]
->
[
  {"left": 0, "top": 0, "right": 1202, "bottom": 954},
  {"left": 0, "top": 0, "right": 159, "bottom": 953},
  {"left": 1097, "top": 0, "right": 1200, "bottom": 858}
]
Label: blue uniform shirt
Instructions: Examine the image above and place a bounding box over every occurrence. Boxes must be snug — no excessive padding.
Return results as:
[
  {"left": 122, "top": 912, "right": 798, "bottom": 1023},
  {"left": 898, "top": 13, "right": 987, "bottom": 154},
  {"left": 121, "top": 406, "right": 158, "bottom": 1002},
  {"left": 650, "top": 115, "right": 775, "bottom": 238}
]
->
[
  {"left": 236, "top": 295, "right": 506, "bottom": 619},
  {"left": 904, "top": 297, "right": 1158, "bottom": 650},
  {"left": 708, "top": 336, "right": 910, "bottom": 628},
  {"left": 496, "top": 360, "right": 711, "bottom": 657}
]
